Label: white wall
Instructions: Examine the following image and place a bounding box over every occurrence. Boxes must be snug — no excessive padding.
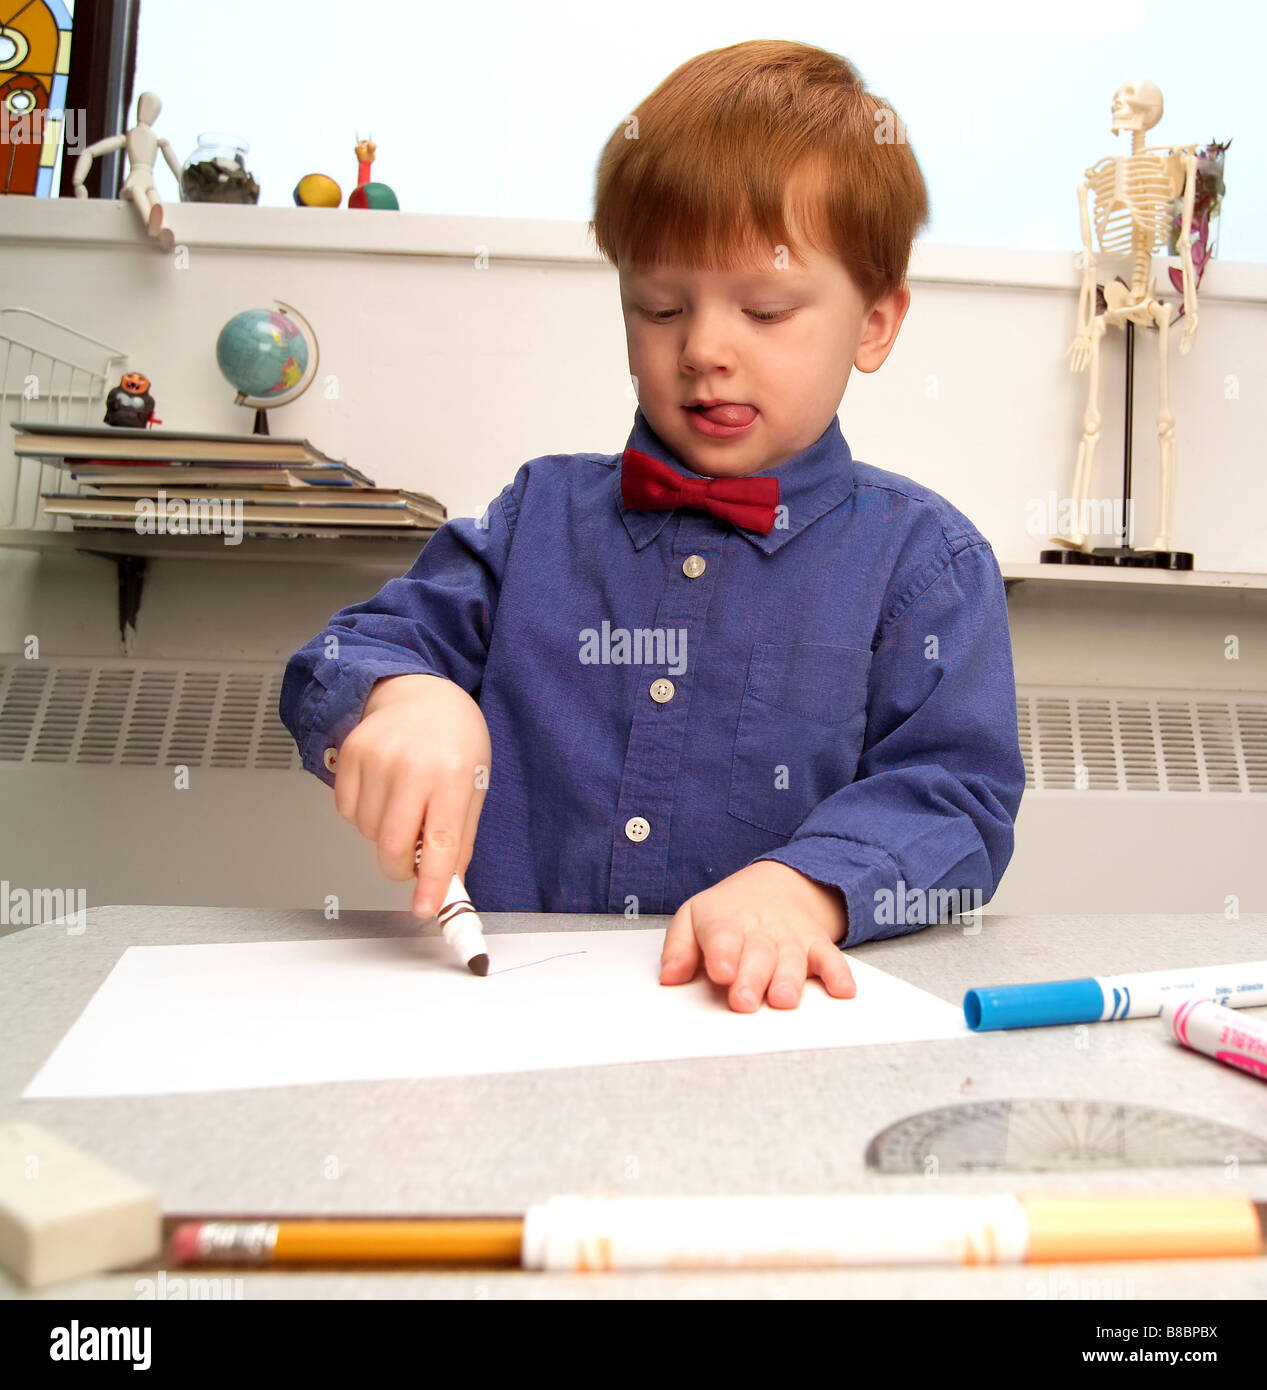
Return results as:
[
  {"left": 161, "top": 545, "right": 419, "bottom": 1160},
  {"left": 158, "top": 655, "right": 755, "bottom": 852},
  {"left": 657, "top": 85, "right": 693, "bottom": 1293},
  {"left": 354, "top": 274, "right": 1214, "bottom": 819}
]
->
[
  {"left": 2, "top": 198, "right": 1265, "bottom": 920},
  {"left": 6, "top": 200, "right": 1267, "bottom": 573},
  {"left": 129, "top": 0, "right": 1267, "bottom": 264}
]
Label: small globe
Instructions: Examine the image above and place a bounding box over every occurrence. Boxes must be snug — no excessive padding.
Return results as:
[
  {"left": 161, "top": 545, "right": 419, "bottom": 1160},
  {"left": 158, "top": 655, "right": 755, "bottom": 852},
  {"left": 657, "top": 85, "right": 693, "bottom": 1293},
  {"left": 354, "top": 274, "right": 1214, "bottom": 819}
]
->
[{"left": 215, "top": 305, "right": 318, "bottom": 408}]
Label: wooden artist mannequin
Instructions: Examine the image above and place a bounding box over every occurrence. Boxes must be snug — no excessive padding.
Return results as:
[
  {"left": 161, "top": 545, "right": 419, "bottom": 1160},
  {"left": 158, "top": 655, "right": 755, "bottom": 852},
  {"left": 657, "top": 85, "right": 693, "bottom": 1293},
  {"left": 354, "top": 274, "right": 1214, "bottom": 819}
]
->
[{"left": 72, "top": 91, "right": 181, "bottom": 253}]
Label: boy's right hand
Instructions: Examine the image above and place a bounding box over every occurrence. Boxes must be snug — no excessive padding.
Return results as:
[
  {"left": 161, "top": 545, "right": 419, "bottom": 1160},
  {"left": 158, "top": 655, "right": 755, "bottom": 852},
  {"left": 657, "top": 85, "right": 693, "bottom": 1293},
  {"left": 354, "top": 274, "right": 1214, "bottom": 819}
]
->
[{"left": 332, "top": 673, "right": 492, "bottom": 921}]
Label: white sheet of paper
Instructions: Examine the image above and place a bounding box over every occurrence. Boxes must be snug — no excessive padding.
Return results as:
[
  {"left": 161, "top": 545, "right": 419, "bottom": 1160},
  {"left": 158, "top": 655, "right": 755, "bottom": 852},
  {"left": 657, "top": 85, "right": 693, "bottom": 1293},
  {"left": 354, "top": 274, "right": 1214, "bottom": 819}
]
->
[{"left": 23, "top": 929, "right": 970, "bottom": 1098}]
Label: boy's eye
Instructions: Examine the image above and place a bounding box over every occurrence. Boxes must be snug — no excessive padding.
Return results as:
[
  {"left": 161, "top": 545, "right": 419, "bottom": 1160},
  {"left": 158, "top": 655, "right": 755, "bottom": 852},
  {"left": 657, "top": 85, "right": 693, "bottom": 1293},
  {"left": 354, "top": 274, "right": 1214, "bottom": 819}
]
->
[{"left": 642, "top": 308, "right": 790, "bottom": 323}]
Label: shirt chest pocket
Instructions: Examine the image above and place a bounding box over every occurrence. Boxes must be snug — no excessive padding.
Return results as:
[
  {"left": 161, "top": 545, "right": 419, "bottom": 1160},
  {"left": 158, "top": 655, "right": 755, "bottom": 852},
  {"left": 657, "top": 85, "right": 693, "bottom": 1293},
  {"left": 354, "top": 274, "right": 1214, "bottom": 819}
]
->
[{"left": 727, "top": 641, "right": 873, "bottom": 838}]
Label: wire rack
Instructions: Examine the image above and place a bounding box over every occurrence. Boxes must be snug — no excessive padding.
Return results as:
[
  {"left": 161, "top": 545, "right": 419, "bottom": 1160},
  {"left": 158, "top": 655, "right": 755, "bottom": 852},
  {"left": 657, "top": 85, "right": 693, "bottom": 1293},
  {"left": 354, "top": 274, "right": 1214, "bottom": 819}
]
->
[{"left": 0, "top": 307, "right": 128, "bottom": 532}]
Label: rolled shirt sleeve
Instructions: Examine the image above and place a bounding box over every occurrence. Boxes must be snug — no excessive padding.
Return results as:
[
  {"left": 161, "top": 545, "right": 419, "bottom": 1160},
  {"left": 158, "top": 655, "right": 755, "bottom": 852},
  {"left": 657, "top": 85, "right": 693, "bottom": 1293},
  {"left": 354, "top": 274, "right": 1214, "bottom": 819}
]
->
[
  {"left": 751, "top": 538, "right": 1026, "bottom": 947},
  {"left": 278, "top": 471, "right": 524, "bottom": 788}
]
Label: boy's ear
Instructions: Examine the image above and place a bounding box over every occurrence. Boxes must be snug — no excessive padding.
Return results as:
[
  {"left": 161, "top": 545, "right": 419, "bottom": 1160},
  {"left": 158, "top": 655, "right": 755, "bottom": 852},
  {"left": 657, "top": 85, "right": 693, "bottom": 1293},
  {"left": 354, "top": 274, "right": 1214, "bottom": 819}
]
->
[{"left": 854, "top": 284, "right": 911, "bottom": 374}]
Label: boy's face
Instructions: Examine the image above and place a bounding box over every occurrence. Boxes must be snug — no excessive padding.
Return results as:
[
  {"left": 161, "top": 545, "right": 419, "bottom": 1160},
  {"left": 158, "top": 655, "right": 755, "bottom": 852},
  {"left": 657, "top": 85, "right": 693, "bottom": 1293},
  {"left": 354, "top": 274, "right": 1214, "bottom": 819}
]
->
[{"left": 619, "top": 239, "right": 909, "bottom": 477}]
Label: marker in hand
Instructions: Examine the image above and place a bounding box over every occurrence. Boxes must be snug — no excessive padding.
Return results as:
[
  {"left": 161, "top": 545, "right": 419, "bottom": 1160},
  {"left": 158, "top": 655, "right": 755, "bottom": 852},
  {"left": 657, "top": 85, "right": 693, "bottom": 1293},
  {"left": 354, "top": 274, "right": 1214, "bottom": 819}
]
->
[{"left": 415, "top": 846, "right": 489, "bottom": 977}]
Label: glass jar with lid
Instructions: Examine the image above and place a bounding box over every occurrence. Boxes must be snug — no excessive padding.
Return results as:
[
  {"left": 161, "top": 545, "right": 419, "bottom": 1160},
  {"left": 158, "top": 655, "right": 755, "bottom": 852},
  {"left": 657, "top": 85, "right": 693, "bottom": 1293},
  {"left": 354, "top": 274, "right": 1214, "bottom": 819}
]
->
[{"left": 180, "top": 133, "right": 260, "bottom": 204}]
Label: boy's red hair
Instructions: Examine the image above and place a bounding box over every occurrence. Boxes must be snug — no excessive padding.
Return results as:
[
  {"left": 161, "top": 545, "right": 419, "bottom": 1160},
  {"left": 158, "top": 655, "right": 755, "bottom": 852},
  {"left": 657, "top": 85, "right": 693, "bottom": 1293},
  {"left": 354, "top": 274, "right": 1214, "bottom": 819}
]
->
[{"left": 589, "top": 39, "right": 930, "bottom": 310}]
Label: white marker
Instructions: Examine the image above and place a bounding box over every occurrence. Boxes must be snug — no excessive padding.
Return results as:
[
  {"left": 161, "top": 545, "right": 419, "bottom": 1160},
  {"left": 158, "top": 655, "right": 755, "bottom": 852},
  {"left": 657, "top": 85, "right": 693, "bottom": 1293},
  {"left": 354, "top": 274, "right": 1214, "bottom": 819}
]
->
[{"left": 414, "top": 851, "right": 489, "bottom": 977}]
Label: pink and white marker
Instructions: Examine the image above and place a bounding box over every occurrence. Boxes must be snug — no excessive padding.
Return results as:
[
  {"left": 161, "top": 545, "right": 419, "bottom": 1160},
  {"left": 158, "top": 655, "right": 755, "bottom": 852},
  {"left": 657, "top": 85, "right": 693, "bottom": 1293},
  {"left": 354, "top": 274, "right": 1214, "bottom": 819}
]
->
[{"left": 1162, "top": 996, "right": 1267, "bottom": 1083}]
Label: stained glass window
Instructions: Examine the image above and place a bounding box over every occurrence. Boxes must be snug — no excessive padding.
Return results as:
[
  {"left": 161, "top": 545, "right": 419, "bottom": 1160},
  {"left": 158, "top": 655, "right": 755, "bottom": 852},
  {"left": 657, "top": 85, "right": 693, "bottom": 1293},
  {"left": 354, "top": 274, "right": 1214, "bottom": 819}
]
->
[{"left": 1, "top": 0, "right": 73, "bottom": 197}]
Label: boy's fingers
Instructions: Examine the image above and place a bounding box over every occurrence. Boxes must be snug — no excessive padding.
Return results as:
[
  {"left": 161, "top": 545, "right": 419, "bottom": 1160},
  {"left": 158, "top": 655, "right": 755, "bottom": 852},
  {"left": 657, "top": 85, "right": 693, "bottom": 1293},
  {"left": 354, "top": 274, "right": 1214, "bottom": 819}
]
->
[
  {"left": 660, "top": 901, "right": 700, "bottom": 984},
  {"left": 353, "top": 759, "right": 389, "bottom": 843},
  {"left": 698, "top": 919, "right": 744, "bottom": 987},
  {"left": 376, "top": 784, "right": 428, "bottom": 881},
  {"left": 809, "top": 940, "right": 857, "bottom": 998},
  {"left": 767, "top": 941, "right": 809, "bottom": 1010},
  {"left": 332, "top": 749, "right": 359, "bottom": 824},
  {"left": 411, "top": 784, "right": 469, "bottom": 919},
  {"left": 389, "top": 760, "right": 488, "bottom": 890},
  {"left": 727, "top": 931, "right": 777, "bottom": 1013}
]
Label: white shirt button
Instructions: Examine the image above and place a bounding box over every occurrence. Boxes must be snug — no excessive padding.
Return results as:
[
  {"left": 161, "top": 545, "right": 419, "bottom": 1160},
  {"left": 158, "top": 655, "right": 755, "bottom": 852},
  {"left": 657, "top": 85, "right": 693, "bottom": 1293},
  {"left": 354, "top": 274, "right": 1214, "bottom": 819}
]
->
[
  {"left": 682, "top": 554, "right": 706, "bottom": 578},
  {"left": 624, "top": 816, "right": 650, "bottom": 843},
  {"left": 323, "top": 746, "right": 338, "bottom": 772},
  {"left": 650, "top": 678, "right": 675, "bottom": 703}
]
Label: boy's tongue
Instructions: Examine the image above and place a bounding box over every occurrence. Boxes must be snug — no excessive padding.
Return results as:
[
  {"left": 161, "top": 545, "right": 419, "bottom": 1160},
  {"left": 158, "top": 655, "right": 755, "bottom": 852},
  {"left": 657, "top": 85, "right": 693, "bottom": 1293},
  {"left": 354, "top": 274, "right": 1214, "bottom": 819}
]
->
[{"left": 698, "top": 403, "right": 756, "bottom": 427}]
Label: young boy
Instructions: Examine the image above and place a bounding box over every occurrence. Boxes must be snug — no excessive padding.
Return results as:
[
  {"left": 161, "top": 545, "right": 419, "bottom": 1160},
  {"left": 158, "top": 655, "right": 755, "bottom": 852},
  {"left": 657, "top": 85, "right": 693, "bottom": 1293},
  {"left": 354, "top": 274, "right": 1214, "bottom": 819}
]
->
[{"left": 279, "top": 39, "right": 1026, "bottom": 1015}]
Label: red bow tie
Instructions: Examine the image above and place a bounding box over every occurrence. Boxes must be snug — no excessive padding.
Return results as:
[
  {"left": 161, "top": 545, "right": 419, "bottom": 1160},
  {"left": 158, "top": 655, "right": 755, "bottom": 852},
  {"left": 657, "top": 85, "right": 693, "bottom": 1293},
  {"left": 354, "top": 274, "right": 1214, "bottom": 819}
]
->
[{"left": 620, "top": 448, "right": 779, "bottom": 534}]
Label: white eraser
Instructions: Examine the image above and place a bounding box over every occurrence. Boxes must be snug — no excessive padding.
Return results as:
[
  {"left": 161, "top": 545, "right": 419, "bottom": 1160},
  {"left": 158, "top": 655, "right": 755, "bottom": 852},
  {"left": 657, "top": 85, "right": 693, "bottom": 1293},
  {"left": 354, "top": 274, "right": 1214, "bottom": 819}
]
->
[{"left": 0, "top": 1121, "right": 160, "bottom": 1288}]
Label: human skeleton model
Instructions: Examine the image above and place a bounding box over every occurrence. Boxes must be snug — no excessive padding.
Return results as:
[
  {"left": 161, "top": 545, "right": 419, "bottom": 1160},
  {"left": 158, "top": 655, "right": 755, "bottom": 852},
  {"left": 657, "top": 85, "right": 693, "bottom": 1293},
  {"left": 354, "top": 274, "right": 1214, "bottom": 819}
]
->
[
  {"left": 1052, "top": 79, "right": 1199, "bottom": 556},
  {"left": 72, "top": 92, "right": 181, "bottom": 253}
]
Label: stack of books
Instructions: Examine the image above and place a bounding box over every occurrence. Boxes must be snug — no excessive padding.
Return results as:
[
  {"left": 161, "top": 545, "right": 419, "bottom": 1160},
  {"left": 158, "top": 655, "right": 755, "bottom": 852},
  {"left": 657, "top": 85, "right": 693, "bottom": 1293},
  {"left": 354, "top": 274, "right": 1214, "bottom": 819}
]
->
[{"left": 12, "top": 423, "right": 447, "bottom": 539}]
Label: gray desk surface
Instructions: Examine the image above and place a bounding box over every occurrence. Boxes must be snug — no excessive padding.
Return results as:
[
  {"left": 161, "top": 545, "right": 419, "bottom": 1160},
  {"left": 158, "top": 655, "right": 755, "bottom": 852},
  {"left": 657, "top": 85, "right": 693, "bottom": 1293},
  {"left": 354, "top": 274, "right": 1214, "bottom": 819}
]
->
[{"left": 2, "top": 907, "right": 1265, "bottom": 1300}]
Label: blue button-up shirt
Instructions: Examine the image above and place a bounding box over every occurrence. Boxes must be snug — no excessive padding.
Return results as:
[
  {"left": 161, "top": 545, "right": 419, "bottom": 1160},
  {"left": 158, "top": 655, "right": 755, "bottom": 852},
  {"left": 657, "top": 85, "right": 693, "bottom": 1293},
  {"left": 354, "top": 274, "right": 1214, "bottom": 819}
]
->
[{"left": 279, "top": 407, "right": 1025, "bottom": 946}]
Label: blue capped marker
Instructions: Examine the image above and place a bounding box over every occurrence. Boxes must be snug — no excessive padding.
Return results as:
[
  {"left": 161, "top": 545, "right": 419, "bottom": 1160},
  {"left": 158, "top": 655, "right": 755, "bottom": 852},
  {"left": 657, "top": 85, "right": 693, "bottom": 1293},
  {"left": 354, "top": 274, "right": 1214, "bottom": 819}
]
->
[{"left": 964, "top": 961, "right": 1267, "bottom": 1032}]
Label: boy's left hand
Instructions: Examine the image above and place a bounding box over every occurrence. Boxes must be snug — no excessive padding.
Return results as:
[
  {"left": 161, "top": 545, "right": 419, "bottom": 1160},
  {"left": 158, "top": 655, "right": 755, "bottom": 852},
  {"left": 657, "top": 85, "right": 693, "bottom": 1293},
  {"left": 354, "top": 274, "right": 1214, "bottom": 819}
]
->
[{"left": 660, "top": 861, "right": 855, "bottom": 1012}]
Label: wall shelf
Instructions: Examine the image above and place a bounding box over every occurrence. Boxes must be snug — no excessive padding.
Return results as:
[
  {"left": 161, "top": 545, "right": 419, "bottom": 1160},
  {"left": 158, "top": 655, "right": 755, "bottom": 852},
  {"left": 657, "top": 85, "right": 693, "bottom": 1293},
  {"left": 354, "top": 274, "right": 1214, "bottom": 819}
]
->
[
  {"left": 0, "top": 527, "right": 433, "bottom": 643},
  {"left": 1001, "top": 561, "right": 1267, "bottom": 593},
  {"left": 3, "top": 524, "right": 1265, "bottom": 653},
  {"left": 4, "top": 527, "right": 1263, "bottom": 587},
  {"left": 3, "top": 528, "right": 1265, "bottom": 645},
  {"left": 0, "top": 525, "right": 430, "bottom": 567}
]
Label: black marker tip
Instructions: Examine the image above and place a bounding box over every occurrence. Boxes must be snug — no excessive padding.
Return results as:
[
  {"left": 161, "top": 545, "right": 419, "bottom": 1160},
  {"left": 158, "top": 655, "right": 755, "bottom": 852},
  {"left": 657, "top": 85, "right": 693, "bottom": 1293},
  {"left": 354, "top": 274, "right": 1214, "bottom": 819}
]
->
[{"left": 468, "top": 953, "right": 490, "bottom": 977}]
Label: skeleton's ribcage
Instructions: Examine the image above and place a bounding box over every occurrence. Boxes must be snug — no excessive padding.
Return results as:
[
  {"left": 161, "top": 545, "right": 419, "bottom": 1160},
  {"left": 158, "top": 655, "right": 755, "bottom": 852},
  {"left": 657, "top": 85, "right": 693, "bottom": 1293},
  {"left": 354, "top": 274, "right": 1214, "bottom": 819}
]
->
[{"left": 1089, "top": 159, "right": 1176, "bottom": 256}]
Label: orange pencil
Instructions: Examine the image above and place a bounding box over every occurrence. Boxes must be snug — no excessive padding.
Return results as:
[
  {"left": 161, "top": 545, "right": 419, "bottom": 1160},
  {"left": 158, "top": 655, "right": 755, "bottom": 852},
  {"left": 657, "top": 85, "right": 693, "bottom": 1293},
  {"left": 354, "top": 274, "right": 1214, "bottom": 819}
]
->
[
  {"left": 170, "top": 1218, "right": 522, "bottom": 1267},
  {"left": 169, "top": 1193, "right": 1266, "bottom": 1271}
]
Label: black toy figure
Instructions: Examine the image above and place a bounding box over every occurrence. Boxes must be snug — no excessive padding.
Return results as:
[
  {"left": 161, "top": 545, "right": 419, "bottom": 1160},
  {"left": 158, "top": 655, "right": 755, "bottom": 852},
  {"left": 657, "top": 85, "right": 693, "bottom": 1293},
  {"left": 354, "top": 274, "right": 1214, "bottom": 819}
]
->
[{"left": 103, "top": 372, "right": 161, "bottom": 427}]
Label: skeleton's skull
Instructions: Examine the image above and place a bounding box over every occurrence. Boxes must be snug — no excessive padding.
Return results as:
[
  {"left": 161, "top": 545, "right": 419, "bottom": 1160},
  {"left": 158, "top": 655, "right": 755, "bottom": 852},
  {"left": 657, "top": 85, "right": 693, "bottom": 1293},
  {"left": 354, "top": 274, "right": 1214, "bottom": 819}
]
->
[{"left": 1111, "top": 79, "right": 1163, "bottom": 135}]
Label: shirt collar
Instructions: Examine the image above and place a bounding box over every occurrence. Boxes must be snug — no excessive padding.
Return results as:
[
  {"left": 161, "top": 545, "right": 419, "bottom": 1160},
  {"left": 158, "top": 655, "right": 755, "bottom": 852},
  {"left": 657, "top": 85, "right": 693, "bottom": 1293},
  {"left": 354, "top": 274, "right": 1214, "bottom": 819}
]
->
[{"left": 615, "top": 405, "right": 856, "bottom": 554}]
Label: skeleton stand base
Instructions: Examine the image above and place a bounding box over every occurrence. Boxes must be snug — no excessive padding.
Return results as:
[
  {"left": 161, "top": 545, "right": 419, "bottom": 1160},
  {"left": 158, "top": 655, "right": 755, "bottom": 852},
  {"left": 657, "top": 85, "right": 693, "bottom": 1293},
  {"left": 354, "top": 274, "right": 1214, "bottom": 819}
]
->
[
  {"left": 1043, "top": 317, "right": 1194, "bottom": 572},
  {"left": 1039, "top": 544, "right": 1194, "bottom": 571}
]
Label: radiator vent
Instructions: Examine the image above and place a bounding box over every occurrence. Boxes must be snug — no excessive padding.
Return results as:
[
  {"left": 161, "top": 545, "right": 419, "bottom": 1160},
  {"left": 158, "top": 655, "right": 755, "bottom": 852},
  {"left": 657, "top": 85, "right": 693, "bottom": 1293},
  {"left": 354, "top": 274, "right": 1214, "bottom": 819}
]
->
[
  {"left": 0, "top": 660, "right": 1264, "bottom": 790},
  {"left": 0, "top": 658, "right": 298, "bottom": 770},
  {"left": 1018, "top": 689, "right": 1267, "bottom": 793}
]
